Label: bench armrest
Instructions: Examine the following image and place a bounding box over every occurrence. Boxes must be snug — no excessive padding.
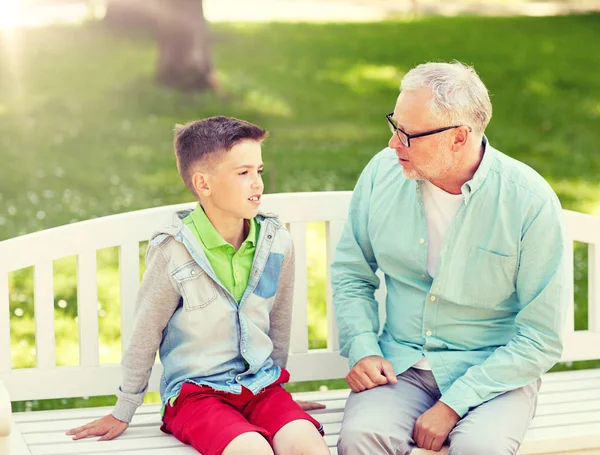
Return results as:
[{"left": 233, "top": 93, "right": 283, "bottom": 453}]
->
[{"left": 0, "top": 379, "right": 11, "bottom": 438}]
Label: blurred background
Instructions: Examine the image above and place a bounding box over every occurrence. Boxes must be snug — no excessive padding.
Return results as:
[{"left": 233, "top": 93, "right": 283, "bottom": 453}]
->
[{"left": 2, "top": 0, "right": 599, "bottom": 412}]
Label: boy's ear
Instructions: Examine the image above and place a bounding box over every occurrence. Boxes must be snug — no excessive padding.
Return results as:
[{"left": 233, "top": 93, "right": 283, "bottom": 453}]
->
[{"left": 192, "top": 171, "right": 211, "bottom": 197}]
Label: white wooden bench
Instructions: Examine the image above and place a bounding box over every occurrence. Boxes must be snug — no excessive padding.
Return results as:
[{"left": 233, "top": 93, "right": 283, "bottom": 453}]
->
[{"left": 1, "top": 191, "right": 600, "bottom": 455}]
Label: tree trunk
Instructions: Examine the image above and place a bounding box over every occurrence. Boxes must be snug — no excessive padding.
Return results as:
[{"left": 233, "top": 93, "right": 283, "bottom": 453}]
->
[
  {"left": 103, "top": 0, "right": 155, "bottom": 30},
  {"left": 155, "top": 0, "right": 217, "bottom": 91}
]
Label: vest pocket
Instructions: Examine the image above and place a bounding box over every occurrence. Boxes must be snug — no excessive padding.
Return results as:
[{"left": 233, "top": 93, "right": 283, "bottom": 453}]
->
[
  {"left": 172, "top": 261, "right": 218, "bottom": 310},
  {"left": 254, "top": 253, "right": 283, "bottom": 300}
]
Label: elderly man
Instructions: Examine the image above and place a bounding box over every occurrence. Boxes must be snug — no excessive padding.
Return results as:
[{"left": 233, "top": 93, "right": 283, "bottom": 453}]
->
[{"left": 332, "top": 61, "right": 568, "bottom": 455}]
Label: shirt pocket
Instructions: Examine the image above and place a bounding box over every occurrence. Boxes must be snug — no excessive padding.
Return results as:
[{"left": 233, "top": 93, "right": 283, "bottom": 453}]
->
[
  {"left": 254, "top": 253, "right": 283, "bottom": 300},
  {"left": 460, "top": 246, "right": 517, "bottom": 308},
  {"left": 172, "top": 261, "right": 218, "bottom": 310}
]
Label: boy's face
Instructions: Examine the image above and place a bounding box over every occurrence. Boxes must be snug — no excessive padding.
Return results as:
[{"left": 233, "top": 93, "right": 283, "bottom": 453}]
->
[{"left": 197, "top": 139, "right": 264, "bottom": 220}]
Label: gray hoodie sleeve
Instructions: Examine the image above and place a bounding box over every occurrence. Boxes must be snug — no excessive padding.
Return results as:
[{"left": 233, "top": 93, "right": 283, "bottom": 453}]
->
[
  {"left": 111, "top": 239, "right": 181, "bottom": 423},
  {"left": 268, "top": 237, "right": 295, "bottom": 369}
]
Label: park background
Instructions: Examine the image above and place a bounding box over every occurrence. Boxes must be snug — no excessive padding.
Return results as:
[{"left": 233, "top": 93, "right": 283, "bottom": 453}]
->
[{"left": 1, "top": 0, "right": 599, "bottom": 412}]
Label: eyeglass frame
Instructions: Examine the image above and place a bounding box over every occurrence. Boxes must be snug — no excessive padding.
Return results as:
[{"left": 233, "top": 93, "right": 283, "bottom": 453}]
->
[{"left": 386, "top": 112, "right": 472, "bottom": 148}]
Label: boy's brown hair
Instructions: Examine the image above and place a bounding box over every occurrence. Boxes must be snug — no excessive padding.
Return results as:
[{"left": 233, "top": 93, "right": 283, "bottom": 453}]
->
[{"left": 174, "top": 116, "right": 268, "bottom": 195}]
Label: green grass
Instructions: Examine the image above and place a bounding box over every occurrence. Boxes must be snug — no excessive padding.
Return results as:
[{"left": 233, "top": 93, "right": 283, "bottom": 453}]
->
[{"left": 2, "top": 13, "right": 600, "bottom": 412}]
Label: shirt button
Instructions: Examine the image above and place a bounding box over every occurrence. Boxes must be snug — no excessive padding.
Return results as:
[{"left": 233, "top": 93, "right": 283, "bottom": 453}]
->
[
  {"left": 419, "top": 238, "right": 425, "bottom": 244},
  {"left": 421, "top": 274, "right": 427, "bottom": 279},
  {"left": 242, "top": 349, "right": 247, "bottom": 353},
  {"left": 430, "top": 296, "right": 436, "bottom": 302},
  {"left": 237, "top": 375, "right": 241, "bottom": 381},
  {"left": 425, "top": 330, "right": 432, "bottom": 337},
  {"left": 190, "top": 270, "right": 197, "bottom": 276}
]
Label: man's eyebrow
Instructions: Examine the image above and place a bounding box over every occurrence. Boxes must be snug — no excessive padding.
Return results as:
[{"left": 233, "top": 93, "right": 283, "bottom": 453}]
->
[{"left": 391, "top": 115, "right": 407, "bottom": 130}]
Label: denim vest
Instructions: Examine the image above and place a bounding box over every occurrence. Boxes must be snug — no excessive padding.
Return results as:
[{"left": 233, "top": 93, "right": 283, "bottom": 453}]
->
[{"left": 152, "top": 210, "right": 292, "bottom": 405}]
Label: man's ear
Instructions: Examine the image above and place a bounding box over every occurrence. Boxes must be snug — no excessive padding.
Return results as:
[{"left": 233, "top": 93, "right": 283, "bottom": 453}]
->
[
  {"left": 452, "top": 126, "right": 469, "bottom": 152},
  {"left": 192, "top": 171, "right": 211, "bottom": 197}
]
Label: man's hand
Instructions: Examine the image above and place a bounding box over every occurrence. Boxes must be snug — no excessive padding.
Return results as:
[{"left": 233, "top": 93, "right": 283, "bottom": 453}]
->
[
  {"left": 413, "top": 401, "right": 460, "bottom": 452},
  {"left": 66, "top": 414, "right": 128, "bottom": 441},
  {"left": 345, "top": 355, "right": 398, "bottom": 392},
  {"left": 295, "top": 400, "right": 326, "bottom": 411}
]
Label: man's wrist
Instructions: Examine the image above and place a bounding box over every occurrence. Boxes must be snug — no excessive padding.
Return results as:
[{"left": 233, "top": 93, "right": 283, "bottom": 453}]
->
[{"left": 434, "top": 400, "right": 460, "bottom": 422}]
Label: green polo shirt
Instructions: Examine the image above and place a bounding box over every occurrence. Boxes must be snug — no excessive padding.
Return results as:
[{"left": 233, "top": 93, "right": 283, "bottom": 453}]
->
[{"left": 182, "top": 204, "right": 259, "bottom": 303}]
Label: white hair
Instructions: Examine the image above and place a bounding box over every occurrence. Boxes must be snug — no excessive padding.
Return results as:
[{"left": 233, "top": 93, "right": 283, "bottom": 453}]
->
[{"left": 400, "top": 61, "right": 492, "bottom": 133}]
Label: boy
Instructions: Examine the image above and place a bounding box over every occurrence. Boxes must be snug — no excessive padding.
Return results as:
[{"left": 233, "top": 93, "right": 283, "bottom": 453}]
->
[{"left": 67, "top": 116, "right": 329, "bottom": 455}]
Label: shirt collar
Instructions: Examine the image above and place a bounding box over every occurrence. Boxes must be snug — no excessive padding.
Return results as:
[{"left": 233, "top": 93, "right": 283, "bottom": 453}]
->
[
  {"left": 188, "top": 204, "right": 256, "bottom": 249},
  {"left": 460, "top": 135, "right": 495, "bottom": 204}
]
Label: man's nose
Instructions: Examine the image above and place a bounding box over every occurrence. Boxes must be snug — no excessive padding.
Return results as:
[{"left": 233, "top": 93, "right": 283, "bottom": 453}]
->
[{"left": 389, "top": 132, "right": 403, "bottom": 150}]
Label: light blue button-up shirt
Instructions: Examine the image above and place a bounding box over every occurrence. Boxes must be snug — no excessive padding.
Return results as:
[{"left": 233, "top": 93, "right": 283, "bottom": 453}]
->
[{"left": 331, "top": 138, "right": 568, "bottom": 417}]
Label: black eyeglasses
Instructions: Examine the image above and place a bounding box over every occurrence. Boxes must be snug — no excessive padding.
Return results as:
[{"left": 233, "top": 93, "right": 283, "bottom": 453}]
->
[{"left": 386, "top": 113, "right": 472, "bottom": 148}]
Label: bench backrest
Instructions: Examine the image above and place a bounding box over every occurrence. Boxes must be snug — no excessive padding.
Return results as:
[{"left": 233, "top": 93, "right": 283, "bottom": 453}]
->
[{"left": 1, "top": 191, "right": 600, "bottom": 402}]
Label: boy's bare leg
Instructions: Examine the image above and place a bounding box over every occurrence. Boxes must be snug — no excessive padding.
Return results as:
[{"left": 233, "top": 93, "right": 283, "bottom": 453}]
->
[
  {"left": 272, "top": 420, "right": 329, "bottom": 455},
  {"left": 222, "top": 432, "right": 274, "bottom": 455}
]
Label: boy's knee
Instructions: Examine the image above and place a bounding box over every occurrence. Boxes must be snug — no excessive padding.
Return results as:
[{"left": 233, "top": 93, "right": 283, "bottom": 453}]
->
[
  {"left": 272, "top": 419, "right": 327, "bottom": 455},
  {"left": 223, "top": 432, "right": 274, "bottom": 455}
]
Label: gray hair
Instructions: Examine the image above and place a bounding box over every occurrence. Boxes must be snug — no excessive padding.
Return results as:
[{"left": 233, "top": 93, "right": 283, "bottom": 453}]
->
[{"left": 400, "top": 61, "right": 492, "bottom": 133}]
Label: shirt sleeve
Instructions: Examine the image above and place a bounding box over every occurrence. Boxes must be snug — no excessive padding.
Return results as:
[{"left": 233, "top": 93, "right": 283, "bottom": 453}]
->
[
  {"left": 268, "top": 236, "right": 294, "bottom": 369},
  {"left": 440, "top": 194, "right": 569, "bottom": 417},
  {"left": 111, "top": 239, "right": 181, "bottom": 423},
  {"left": 331, "top": 158, "right": 383, "bottom": 368}
]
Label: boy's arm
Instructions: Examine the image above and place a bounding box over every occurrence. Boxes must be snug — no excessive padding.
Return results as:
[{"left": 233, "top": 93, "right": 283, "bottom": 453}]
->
[
  {"left": 268, "top": 241, "right": 294, "bottom": 369},
  {"left": 111, "top": 240, "right": 181, "bottom": 423}
]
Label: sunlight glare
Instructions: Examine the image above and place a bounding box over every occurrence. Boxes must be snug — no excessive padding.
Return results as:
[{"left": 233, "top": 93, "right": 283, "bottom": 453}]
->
[{"left": 0, "top": 0, "right": 20, "bottom": 29}]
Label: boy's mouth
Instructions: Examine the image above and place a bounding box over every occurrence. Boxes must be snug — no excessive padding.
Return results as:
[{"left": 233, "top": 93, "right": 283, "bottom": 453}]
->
[{"left": 248, "top": 195, "right": 261, "bottom": 203}]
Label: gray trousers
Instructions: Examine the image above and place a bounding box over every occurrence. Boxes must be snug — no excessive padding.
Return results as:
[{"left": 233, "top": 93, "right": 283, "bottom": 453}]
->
[{"left": 337, "top": 367, "right": 540, "bottom": 455}]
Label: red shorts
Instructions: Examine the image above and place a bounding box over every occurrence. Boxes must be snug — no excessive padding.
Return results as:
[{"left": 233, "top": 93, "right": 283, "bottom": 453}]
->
[{"left": 160, "top": 369, "right": 323, "bottom": 455}]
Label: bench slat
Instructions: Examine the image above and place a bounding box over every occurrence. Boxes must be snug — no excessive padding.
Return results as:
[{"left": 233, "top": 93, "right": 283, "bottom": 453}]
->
[
  {"left": 524, "top": 422, "right": 600, "bottom": 454},
  {"left": 289, "top": 222, "right": 309, "bottom": 354},
  {"left": 536, "top": 398, "right": 600, "bottom": 416},
  {"left": 561, "top": 331, "right": 600, "bottom": 362},
  {"left": 13, "top": 404, "right": 159, "bottom": 424},
  {"left": 34, "top": 262, "right": 56, "bottom": 369},
  {"left": 24, "top": 425, "right": 168, "bottom": 445},
  {"left": 540, "top": 377, "right": 600, "bottom": 393},
  {"left": 30, "top": 434, "right": 186, "bottom": 455},
  {"left": 77, "top": 251, "right": 99, "bottom": 367},
  {"left": 589, "top": 243, "right": 600, "bottom": 332},
  {"left": 326, "top": 221, "right": 345, "bottom": 351},
  {"left": 0, "top": 272, "right": 10, "bottom": 372},
  {"left": 563, "top": 231, "right": 576, "bottom": 334},
  {"left": 119, "top": 242, "right": 139, "bottom": 354},
  {"left": 375, "top": 269, "right": 387, "bottom": 332},
  {"left": 52, "top": 447, "right": 197, "bottom": 455}
]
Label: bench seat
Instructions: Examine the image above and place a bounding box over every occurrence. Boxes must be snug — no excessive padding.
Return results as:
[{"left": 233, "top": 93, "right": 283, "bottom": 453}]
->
[{"left": 9, "top": 368, "right": 600, "bottom": 455}]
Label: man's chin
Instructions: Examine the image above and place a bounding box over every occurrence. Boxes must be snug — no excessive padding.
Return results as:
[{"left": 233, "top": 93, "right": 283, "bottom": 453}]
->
[{"left": 401, "top": 168, "right": 424, "bottom": 181}]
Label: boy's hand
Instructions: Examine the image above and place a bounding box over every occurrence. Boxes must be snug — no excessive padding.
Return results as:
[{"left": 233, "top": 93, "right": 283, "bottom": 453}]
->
[
  {"left": 66, "top": 414, "right": 128, "bottom": 441},
  {"left": 295, "top": 400, "right": 326, "bottom": 411}
]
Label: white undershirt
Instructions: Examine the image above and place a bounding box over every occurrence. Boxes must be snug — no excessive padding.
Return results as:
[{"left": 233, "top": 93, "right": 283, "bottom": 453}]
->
[{"left": 413, "top": 181, "right": 464, "bottom": 370}]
